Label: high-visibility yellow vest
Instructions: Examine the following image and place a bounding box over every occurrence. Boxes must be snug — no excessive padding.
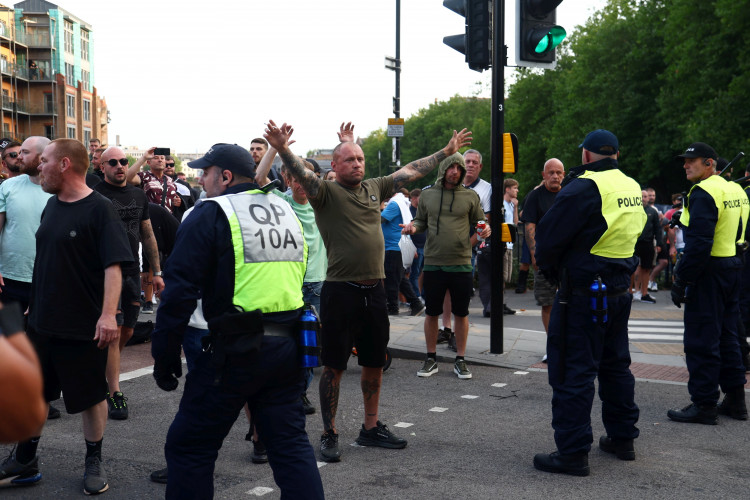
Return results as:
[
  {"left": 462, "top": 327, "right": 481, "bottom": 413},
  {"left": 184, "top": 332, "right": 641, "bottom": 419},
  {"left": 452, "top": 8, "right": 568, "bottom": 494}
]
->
[
  {"left": 579, "top": 169, "right": 647, "bottom": 258},
  {"left": 682, "top": 175, "right": 749, "bottom": 257},
  {"left": 206, "top": 190, "right": 307, "bottom": 313}
]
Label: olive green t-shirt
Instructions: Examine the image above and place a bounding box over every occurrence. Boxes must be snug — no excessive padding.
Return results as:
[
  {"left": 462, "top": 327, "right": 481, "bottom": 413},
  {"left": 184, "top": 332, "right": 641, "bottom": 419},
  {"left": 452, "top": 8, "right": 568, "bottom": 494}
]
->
[{"left": 309, "top": 176, "right": 394, "bottom": 281}]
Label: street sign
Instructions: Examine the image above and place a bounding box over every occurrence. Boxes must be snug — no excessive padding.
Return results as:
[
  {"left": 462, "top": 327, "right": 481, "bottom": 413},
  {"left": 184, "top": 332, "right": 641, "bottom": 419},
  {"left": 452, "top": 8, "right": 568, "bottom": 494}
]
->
[{"left": 387, "top": 118, "right": 404, "bottom": 137}]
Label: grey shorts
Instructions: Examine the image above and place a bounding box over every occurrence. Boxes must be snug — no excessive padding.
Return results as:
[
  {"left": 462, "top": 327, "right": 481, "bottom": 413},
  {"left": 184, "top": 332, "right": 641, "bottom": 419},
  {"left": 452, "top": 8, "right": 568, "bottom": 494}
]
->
[{"left": 533, "top": 269, "right": 557, "bottom": 306}]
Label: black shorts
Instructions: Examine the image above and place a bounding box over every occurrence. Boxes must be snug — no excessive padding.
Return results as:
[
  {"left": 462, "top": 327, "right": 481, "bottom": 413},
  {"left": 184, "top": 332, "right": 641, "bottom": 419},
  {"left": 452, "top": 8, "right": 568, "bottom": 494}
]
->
[
  {"left": 634, "top": 240, "right": 655, "bottom": 270},
  {"left": 320, "top": 281, "right": 390, "bottom": 370},
  {"left": 656, "top": 244, "right": 669, "bottom": 260},
  {"left": 28, "top": 327, "right": 108, "bottom": 414},
  {"left": 116, "top": 270, "right": 142, "bottom": 329},
  {"left": 423, "top": 270, "right": 473, "bottom": 317}
]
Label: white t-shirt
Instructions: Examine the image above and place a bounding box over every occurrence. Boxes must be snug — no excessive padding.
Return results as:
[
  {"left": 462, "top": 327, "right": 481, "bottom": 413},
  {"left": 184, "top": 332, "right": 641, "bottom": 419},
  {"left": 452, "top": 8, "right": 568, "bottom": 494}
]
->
[{"left": 503, "top": 199, "right": 515, "bottom": 249}]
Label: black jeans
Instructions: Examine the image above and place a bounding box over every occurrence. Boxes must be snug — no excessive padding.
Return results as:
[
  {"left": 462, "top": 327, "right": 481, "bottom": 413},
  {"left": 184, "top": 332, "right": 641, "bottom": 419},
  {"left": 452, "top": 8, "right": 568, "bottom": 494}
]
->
[{"left": 384, "top": 250, "right": 419, "bottom": 313}]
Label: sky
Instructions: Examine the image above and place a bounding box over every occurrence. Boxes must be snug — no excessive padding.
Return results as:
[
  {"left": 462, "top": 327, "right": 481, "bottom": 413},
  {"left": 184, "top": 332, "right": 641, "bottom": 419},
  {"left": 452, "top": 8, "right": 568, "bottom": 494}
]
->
[{"left": 55, "top": 0, "right": 607, "bottom": 156}]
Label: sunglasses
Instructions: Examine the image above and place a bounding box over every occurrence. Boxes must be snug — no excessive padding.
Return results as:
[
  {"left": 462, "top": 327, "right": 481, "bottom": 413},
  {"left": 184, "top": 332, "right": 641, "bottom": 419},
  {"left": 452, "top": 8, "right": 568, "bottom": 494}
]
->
[
  {"left": 107, "top": 158, "right": 129, "bottom": 167},
  {"left": 166, "top": 163, "right": 175, "bottom": 167},
  {"left": 3, "top": 152, "right": 18, "bottom": 159}
]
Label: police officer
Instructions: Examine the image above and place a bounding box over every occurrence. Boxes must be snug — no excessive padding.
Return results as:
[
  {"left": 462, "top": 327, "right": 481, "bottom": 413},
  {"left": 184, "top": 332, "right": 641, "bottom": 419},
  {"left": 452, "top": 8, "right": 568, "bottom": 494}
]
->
[
  {"left": 668, "top": 142, "right": 748, "bottom": 424},
  {"left": 533, "top": 130, "right": 646, "bottom": 476},
  {"left": 151, "top": 144, "right": 324, "bottom": 499}
]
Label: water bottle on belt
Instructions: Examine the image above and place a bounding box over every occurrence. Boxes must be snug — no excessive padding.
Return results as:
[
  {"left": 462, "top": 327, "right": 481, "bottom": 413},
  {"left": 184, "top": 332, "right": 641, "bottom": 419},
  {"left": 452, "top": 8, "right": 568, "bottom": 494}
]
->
[{"left": 298, "top": 306, "right": 322, "bottom": 368}]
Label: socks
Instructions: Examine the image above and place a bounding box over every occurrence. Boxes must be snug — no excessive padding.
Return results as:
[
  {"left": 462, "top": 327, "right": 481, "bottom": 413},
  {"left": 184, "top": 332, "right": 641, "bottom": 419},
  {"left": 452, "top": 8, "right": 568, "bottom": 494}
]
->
[
  {"left": 16, "top": 437, "right": 40, "bottom": 464},
  {"left": 85, "top": 438, "right": 103, "bottom": 459},
  {"left": 426, "top": 352, "right": 436, "bottom": 360},
  {"left": 455, "top": 356, "right": 464, "bottom": 362}
]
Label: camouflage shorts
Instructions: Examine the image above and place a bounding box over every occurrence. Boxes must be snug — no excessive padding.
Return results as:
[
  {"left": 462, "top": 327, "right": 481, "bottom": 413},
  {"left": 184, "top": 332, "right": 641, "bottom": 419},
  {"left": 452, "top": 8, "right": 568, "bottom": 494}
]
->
[{"left": 533, "top": 269, "right": 557, "bottom": 306}]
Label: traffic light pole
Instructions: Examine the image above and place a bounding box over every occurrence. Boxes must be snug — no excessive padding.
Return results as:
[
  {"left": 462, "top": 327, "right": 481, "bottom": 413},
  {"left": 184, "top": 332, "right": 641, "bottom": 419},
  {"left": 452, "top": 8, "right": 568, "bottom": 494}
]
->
[
  {"left": 394, "top": 0, "right": 401, "bottom": 166},
  {"left": 489, "top": 0, "right": 505, "bottom": 354}
]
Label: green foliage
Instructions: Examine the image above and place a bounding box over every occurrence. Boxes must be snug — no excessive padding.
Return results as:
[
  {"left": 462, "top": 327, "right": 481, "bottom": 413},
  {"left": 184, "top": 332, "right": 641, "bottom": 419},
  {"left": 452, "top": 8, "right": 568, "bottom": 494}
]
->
[{"left": 360, "top": 96, "right": 492, "bottom": 190}]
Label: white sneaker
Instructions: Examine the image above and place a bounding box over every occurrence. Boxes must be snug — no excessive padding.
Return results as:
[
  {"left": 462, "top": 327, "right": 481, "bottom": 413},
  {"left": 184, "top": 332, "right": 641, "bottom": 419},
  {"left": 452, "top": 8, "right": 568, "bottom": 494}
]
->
[
  {"left": 648, "top": 281, "right": 658, "bottom": 291},
  {"left": 632, "top": 291, "right": 642, "bottom": 300}
]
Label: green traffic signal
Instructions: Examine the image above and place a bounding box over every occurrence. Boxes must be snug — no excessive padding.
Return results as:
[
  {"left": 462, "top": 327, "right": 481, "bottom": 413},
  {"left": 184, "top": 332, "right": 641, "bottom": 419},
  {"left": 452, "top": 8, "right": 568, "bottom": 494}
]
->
[{"left": 532, "top": 25, "right": 566, "bottom": 54}]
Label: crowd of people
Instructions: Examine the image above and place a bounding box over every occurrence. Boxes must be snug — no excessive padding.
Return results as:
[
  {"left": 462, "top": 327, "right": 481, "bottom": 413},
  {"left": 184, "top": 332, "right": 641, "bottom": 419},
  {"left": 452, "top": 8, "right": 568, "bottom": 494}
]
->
[{"left": 0, "top": 124, "right": 748, "bottom": 496}]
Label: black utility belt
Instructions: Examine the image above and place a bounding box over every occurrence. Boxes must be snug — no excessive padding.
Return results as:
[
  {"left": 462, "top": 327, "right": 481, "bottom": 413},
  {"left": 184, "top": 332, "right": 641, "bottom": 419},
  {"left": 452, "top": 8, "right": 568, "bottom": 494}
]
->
[
  {"left": 262, "top": 322, "right": 296, "bottom": 339},
  {"left": 570, "top": 287, "right": 628, "bottom": 298}
]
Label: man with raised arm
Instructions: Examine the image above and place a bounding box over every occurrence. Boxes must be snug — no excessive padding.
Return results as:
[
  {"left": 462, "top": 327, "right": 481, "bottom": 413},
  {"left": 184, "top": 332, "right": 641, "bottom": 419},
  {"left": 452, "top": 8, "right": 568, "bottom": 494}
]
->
[{"left": 265, "top": 120, "right": 471, "bottom": 463}]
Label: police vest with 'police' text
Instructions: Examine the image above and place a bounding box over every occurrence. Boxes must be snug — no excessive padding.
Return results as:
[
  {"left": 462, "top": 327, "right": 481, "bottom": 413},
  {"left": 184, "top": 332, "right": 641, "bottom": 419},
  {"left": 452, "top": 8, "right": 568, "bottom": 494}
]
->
[
  {"left": 206, "top": 190, "right": 307, "bottom": 313},
  {"left": 682, "top": 175, "right": 749, "bottom": 257},
  {"left": 579, "top": 169, "right": 647, "bottom": 258}
]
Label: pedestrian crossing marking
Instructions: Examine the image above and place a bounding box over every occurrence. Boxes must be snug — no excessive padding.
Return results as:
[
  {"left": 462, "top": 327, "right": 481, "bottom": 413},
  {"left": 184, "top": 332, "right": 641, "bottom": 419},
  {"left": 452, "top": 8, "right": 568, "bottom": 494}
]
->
[
  {"left": 246, "top": 486, "right": 274, "bottom": 496},
  {"left": 316, "top": 461, "right": 327, "bottom": 468},
  {"left": 514, "top": 371, "right": 529, "bottom": 375},
  {"left": 429, "top": 407, "right": 449, "bottom": 412},
  {"left": 461, "top": 395, "right": 479, "bottom": 399},
  {"left": 394, "top": 422, "right": 413, "bottom": 428},
  {"left": 492, "top": 383, "right": 507, "bottom": 388}
]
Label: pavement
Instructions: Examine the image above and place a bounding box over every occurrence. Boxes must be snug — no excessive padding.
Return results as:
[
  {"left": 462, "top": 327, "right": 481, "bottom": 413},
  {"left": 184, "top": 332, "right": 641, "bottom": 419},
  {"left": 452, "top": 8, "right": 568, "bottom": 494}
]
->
[{"left": 388, "top": 285, "right": 750, "bottom": 389}]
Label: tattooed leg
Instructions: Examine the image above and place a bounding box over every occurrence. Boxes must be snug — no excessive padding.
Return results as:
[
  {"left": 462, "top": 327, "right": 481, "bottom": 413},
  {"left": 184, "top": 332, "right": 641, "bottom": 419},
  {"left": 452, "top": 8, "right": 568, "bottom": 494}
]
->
[
  {"left": 361, "top": 366, "right": 383, "bottom": 430},
  {"left": 319, "top": 366, "right": 342, "bottom": 433}
]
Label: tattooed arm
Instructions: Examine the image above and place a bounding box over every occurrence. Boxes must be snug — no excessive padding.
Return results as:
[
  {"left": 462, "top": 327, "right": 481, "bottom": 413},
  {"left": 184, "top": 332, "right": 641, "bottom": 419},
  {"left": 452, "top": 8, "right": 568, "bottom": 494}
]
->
[
  {"left": 264, "top": 120, "right": 322, "bottom": 199},
  {"left": 390, "top": 128, "right": 472, "bottom": 192},
  {"left": 526, "top": 222, "right": 538, "bottom": 270}
]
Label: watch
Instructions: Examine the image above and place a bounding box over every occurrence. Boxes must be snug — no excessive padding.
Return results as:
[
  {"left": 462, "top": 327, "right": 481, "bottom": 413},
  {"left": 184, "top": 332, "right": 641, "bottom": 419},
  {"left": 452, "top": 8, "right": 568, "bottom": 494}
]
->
[{"left": 153, "top": 271, "right": 163, "bottom": 277}]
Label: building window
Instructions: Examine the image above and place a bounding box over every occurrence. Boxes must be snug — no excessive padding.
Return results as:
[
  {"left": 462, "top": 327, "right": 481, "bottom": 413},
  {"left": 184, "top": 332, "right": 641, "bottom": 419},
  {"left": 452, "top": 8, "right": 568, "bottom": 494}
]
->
[
  {"left": 83, "top": 99, "right": 91, "bottom": 121},
  {"left": 44, "top": 93, "right": 54, "bottom": 113},
  {"left": 64, "top": 20, "right": 74, "bottom": 54},
  {"left": 67, "top": 125, "right": 76, "bottom": 139},
  {"left": 66, "top": 94, "right": 75, "bottom": 117},
  {"left": 81, "top": 30, "right": 89, "bottom": 61},
  {"left": 44, "top": 125, "right": 54, "bottom": 140},
  {"left": 65, "top": 63, "right": 75, "bottom": 86},
  {"left": 84, "top": 128, "right": 91, "bottom": 144},
  {"left": 81, "top": 70, "right": 90, "bottom": 91}
]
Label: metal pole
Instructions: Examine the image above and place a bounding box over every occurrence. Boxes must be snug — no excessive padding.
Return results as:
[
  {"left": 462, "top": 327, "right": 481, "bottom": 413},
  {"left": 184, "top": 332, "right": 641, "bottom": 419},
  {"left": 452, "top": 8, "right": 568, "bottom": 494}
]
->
[
  {"left": 489, "top": 0, "right": 505, "bottom": 354},
  {"left": 394, "top": 0, "right": 401, "bottom": 167}
]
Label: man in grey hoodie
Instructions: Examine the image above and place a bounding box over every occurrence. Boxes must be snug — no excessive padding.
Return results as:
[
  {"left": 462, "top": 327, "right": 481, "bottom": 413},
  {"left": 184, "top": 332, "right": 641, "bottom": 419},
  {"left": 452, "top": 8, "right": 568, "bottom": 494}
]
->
[{"left": 402, "top": 153, "right": 490, "bottom": 379}]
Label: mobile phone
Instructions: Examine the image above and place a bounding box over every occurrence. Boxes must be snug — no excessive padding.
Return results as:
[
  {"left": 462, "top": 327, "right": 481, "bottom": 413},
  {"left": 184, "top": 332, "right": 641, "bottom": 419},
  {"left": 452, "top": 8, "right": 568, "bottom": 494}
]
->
[{"left": 154, "top": 147, "right": 170, "bottom": 156}]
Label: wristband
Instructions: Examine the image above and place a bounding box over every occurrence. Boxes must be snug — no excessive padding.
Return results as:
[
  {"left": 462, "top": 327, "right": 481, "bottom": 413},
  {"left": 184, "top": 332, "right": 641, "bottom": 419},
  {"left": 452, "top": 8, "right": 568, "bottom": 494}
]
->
[
  {"left": 153, "top": 271, "right": 163, "bottom": 277},
  {"left": 0, "top": 302, "right": 25, "bottom": 337}
]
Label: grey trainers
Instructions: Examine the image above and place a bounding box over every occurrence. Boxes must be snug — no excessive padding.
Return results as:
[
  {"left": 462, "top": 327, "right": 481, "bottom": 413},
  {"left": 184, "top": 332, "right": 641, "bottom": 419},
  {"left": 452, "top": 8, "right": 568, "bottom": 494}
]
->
[
  {"left": 417, "top": 358, "right": 438, "bottom": 377},
  {"left": 454, "top": 359, "right": 472, "bottom": 379},
  {"left": 83, "top": 455, "right": 108, "bottom": 495},
  {"left": 0, "top": 447, "right": 41, "bottom": 486}
]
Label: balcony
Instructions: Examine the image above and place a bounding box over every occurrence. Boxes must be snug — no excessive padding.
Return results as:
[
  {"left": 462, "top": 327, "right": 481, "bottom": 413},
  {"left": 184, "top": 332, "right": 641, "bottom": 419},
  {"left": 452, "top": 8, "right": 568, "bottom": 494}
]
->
[
  {"left": 25, "top": 32, "right": 51, "bottom": 48},
  {"left": 0, "top": 61, "right": 30, "bottom": 80},
  {"left": 1, "top": 98, "right": 30, "bottom": 114},
  {"left": 28, "top": 60, "right": 53, "bottom": 81}
]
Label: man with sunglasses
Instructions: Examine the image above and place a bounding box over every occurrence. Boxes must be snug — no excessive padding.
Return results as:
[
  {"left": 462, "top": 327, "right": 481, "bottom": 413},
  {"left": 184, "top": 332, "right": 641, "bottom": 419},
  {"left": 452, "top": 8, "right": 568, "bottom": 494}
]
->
[
  {"left": 0, "top": 137, "right": 53, "bottom": 314},
  {"left": 1, "top": 140, "right": 22, "bottom": 180},
  {"left": 94, "top": 147, "right": 164, "bottom": 420}
]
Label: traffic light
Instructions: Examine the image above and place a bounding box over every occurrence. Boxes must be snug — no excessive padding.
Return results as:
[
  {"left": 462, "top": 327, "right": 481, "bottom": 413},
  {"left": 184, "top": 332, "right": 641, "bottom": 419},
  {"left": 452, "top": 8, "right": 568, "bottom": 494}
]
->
[
  {"left": 516, "top": 0, "right": 566, "bottom": 69},
  {"left": 443, "top": 0, "right": 491, "bottom": 72}
]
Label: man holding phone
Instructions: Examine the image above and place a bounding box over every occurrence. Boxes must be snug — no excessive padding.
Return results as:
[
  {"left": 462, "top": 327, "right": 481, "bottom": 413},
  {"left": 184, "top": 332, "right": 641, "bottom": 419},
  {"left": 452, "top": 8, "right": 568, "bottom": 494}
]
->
[{"left": 125, "top": 146, "right": 178, "bottom": 214}]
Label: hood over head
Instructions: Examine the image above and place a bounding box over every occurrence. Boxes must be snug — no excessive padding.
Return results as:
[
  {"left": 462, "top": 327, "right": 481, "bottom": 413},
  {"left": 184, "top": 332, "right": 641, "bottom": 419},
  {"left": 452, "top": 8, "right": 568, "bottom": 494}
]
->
[{"left": 436, "top": 152, "right": 466, "bottom": 187}]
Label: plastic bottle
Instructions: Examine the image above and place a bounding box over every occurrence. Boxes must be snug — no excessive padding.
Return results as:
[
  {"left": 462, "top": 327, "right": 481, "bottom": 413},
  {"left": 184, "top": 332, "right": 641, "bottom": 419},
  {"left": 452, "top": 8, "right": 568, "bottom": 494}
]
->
[
  {"left": 590, "top": 278, "right": 607, "bottom": 323},
  {"left": 299, "top": 306, "right": 322, "bottom": 368}
]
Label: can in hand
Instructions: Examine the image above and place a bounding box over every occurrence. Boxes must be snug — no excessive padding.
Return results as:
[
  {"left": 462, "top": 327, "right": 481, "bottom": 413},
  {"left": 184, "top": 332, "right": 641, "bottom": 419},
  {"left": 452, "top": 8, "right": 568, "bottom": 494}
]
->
[{"left": 476, "top": 220, "right": 486, "bottom": 241}]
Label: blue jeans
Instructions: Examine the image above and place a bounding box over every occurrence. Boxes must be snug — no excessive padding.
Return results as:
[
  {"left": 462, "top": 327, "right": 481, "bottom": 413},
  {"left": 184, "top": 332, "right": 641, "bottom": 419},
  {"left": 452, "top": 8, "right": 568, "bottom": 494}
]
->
[
  {"left": 302, "top": 281, "right": 323, "bottom": 314},
  {"left": 409, "top": 247, "right": 425, "bottom": 297}
]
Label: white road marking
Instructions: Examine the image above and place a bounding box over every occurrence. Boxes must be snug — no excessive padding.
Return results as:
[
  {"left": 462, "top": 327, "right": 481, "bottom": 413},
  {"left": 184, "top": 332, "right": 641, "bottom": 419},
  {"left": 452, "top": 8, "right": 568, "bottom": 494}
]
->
[
  {"left": 120, "top": 366, "right": 153, "bottom": 382},
  {"left": 629, "top": 334, "right": 683, "bottom": 341},
  {"left": 429, "top": 407, "right": 449, "bottom": 412},
  {"left": 492, "top": 383, "right": 507, "bottom": 388},
  {"left": 461, "top": 395, "right": 479, "bottom": 399},
  {"left": 394, "top": 422, "right": 413, "bottom": 428},
  {"left": 246, "top": 486, "right": 274, "bottom": 496},
  {"left": 514, "top": 371, "right": 529, "bottom": 375}
]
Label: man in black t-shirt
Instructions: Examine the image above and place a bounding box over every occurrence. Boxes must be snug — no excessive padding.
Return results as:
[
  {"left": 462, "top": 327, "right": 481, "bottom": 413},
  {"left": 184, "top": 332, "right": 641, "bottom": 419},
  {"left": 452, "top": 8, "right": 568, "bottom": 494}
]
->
[
  {"left": 520, "top": 158, "right": 564, "bottom": 361},
  {"left": 95, "top": 146, "right": 165, "bottom": 420},
  {"left": 0, "top": 139, "right": 132, "bottom": 495}
]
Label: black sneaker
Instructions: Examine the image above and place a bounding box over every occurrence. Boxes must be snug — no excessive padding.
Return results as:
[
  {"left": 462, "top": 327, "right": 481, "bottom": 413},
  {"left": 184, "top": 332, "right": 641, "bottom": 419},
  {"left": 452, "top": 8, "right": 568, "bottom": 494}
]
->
[
  {"left": 142, "top": 302, "right": 154, "bottom": 314},
  {"left": 47, "top": 404, "right": 61, "bottom": 420},
  {"left": 598, "top": 436, "right": 635, "bottom": 461},
  {"left": 503, "top": 304, "right": 516, "bottom": 315},
  {"left": 640, "top": 294, "right": 656, "bottom": 304},
  {"left": 108, "top": 391, "right": 128, "bottom": 420},
  {"left": 149, "top": 467, "right": 168, "bottom": 484},
  {"left": 447, "top": 332, "right": 457, "bottom": 352},
  {"left": 355, "top": 421, "right": 407, "bottom": 449},
  {"left": 83, "top": 455, "right": 108, "bottom": 495},
  {"left": 251, "top": 440, "right": 268, "bottom": 464},
  {"left": 437, "top": 328, "right": 452, "bottom": 344},
  {"left": 301, "top": 393, "right": 316, "bottom": 415},
  {"left": 320, "top": 430, "right": 341, "bottom": 462},
  {"left": 0, "top": 447, "right": 42, "bottom": 486},
  {"left": 410, "top": 303, "right": 426, "bottom": 316}
]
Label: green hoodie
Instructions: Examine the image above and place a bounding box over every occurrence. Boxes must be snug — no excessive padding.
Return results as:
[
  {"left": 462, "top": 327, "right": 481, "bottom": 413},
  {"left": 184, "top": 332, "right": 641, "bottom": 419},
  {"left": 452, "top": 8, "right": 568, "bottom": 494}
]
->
[{"left": 412, "top": 152, "right": 485, "bottom": 267}]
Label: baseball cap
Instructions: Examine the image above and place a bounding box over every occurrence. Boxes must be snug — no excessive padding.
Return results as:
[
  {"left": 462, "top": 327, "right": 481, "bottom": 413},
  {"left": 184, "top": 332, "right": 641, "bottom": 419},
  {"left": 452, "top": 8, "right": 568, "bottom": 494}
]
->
[
  {"left": 677, "top": 142, "right": 717, "bottom": 160},
  {"left": 579, "top": 129, "right": 619, "bottom": 155},
  {"left": 188, "top": 143, "right": 256, "bottom": 178}
]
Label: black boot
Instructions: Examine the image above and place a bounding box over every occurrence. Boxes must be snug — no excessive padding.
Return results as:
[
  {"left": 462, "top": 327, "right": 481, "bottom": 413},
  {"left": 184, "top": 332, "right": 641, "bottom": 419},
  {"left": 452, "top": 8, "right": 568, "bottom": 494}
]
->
[
  {"left": 515, "top": 269, "right": 529, "bottom": 294},
  {"left": 533, "top": 451, "right": 589, "bottom": 476},
  {"left": 717, "top": 387, "right": 748, "bottom": 420},
  {"left": 667, "top": 403, "right": 718, "bottom": 425},
  {"left": 598, "top": 436, "right": 635, "bottom": 460}
]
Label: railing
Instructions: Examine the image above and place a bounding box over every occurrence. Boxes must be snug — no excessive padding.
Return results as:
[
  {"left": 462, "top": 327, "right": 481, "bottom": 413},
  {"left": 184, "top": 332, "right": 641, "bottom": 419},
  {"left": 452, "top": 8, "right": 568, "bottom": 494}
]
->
[
  {"left": 0, "top": 61, "right": 30, "bottom": 79},
  {"left": 25, "top": 32, "right": 51, "bottom": 47},
  {"left": 1, "top": 98, "right": 30, "bottom": 114}
]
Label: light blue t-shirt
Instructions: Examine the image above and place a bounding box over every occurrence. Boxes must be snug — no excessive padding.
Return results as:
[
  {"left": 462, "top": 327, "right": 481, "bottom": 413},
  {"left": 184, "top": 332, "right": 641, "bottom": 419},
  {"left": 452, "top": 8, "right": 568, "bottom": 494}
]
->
[
  {"left": 380, "top": 200, "right": 403, "bottom": 252},
  {"left": 272, "top": 189, "right": 327, "bottom": 283},
  {"left": 0, "top": 175, "right": 53, "bottom": 282}
]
